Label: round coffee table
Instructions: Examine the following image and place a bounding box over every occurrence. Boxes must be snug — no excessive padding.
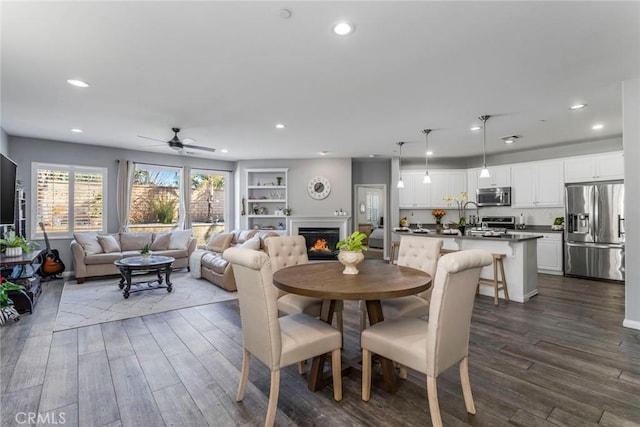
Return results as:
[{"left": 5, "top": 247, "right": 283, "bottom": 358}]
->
[{"left": 114, "top": 255, "right": 175, "bottom": 299}]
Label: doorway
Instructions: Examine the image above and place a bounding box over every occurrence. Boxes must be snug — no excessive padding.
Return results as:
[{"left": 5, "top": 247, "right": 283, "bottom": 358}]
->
[{"left": 354, "top": 184, "right": 387, "bottom": 260}]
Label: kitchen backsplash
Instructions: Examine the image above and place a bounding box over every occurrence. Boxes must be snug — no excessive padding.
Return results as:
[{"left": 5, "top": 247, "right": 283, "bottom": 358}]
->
[{"left": 399, "top": 206, "right": 564, "bottom": 227}]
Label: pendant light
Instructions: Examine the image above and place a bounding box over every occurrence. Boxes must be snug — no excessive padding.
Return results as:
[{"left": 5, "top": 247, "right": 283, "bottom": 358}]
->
[
  {"left": 422, "top": 129, "right": 432, "bottom": 184},
  {"left": 396, "top": 141, "right": 405, "bottom": 188},
  {"left": 479, "top": 115, "right": 491, "bottom": 178}
]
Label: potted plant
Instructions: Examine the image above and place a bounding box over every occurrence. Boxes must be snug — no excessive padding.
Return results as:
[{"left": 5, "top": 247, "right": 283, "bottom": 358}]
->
[
  {"left": 552, "top": 216, "right": 565, "bottom": 231},
  {"left": 0, "top": 276, "right": 23, "bottom": 325},
  {"left": 0, "top": 231, "right": 37, "bottom": 258},
  {"left": 335, "top": 231, "right": 368, "bottom": 275},
  {"left": 140, "top": 243, "right": 151, "bottom": 260}
]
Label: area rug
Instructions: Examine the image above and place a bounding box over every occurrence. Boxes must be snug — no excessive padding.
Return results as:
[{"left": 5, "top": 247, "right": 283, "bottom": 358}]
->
[{"left": 54, "top": 271, "right": 237, "bottom": 331}]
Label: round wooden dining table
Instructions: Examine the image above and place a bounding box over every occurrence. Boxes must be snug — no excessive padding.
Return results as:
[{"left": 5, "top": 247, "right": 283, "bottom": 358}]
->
[{"left": 272, "top": 260, "right": 432, "bottom": 394}]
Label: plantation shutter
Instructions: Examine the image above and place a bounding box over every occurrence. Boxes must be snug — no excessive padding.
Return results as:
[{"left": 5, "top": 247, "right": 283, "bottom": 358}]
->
[
  {"left": 36, "top": 168, "right": 70, "bottom": 233},
  {"left": 74, "top": 171, "right": 104, "bottom": 231},
  {"left": 365, "top": 191, "right": 379, "bottom": 223},
  {"left": 33, "top": 163, "right": 107, "bottom": 238}
]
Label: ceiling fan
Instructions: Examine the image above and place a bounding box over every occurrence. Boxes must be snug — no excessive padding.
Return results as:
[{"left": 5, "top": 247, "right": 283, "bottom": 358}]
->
[{"left": 138, "top": 127, "right": 216, "bottom": 153}]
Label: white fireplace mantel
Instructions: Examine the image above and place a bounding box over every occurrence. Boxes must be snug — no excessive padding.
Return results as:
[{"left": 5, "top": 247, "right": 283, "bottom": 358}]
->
[{"left": 287, "top": 216, "right": 351, "bottom": 239}]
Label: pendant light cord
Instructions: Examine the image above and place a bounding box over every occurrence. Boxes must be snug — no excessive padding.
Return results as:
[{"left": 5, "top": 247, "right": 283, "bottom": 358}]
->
[
  {"left": 479, "top": 115, "right": 491, "bottom": 167},
  {"left": 422, "top": 129, "right": 431, "bottom": 171}
]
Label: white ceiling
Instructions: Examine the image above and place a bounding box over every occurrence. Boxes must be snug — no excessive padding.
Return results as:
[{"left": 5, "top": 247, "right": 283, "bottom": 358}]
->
[{"left": 2, "top": 1, "right": 638, "bottom": 161}]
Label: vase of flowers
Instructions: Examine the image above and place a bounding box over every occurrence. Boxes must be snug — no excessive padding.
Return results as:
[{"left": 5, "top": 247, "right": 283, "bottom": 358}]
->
[
  {"left": 140, "top": 243, "right": 151, "bottom": 260},
  {"left": 432, "top": 209, "right": 446, "bottom": 225},
  {"left": 443, "top": 192, "right": 468, "bottom": 233}
]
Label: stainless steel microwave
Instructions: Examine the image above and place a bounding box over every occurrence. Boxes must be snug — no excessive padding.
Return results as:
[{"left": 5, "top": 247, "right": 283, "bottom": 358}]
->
[{"left": 476, "top": 187, "right": 511, "bottom": 206}]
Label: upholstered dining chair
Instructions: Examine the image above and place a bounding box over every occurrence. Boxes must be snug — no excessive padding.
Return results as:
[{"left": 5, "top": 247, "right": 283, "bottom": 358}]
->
[
  {"left": 223, "top": 247, "right": 342, "bottom": 427},
  {"left": 266, "top": 235, "right": 344, "bottom": 335},
  {"left": 359, "top": 236, "right": 443, "bottom": 331},
  {"left": 361, "top": 249, "right": 492, "bottom": 427}
]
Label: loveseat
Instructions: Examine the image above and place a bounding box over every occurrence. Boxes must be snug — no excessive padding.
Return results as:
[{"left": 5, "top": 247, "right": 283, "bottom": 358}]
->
[
  {"left": 71, "top": 230, "right": 197, "bottom": 283},
  {"left": 190, "top": 229, "right": 279, "bottom": 291}
]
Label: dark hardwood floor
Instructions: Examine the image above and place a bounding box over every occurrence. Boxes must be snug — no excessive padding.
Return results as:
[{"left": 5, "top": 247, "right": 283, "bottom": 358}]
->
[{"left": 1, "top": 273, "right": 639, "bottom": 426}]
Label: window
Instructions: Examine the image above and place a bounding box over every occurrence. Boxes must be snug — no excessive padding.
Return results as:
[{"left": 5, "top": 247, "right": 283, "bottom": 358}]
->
[
  {"left": 32, "top": 163, "right": 107, "bottom": 238},
  {"left": 128, "top": 164, "right": 181, "bottom": 233},
  {"left": 190, "top": 169, "right": 228, "bottom": 244},
  {"left": 365, "top": 191, "right": 380, "bottom": 225}
]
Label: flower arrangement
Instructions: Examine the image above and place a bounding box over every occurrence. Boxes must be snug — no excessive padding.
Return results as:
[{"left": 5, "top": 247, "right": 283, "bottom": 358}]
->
[
  {"left": 140, "top": 243, "right": 151, "bottom": 258},
  {"left": 432, "top": 209, "right": 446, "bottom": 224},
  {"left": 443, "top": 192, "right": 468, "bottom": 227}
]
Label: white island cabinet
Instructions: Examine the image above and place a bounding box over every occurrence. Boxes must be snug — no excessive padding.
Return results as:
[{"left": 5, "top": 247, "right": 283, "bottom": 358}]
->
[{"left": 396, "top": 231, "right": 541, "bottom": 303}]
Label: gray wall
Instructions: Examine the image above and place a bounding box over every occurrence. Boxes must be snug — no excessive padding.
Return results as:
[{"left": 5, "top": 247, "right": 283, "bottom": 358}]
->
[
  {"left": 623, "top": 78, "right": 639, "bottom": 329},
  {"left": 235, "top": 158, "right": 353, "bottom": 229},
  {"left": 0, "top": 128, "right": 8, "bottom": 155},
  {"left": 8, "top": 136, "right": 235, "bottom": 274}
]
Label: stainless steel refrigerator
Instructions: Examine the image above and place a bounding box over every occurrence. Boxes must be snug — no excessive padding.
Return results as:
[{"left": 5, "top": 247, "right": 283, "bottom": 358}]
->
[{"left": 565, "top": 181, "right": 625, "bottom": 281}]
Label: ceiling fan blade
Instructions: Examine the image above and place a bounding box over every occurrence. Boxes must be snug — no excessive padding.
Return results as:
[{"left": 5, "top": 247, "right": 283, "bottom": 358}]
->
[
  {"left": 138, "top": 135, "right": 165, "bottom": 143},
  {"left": 182, "top": 143, "right": 216, "bottom": 153}
]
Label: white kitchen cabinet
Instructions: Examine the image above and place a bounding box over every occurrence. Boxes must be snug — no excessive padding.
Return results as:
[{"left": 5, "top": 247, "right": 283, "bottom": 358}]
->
[
  {"left": 399, "top": 172, "right": 430, "bottom": 208},
  {"left": 430, "top": 170, "right": 467, "bottom": 208},
  {"left": 510, "top": 231, "right": 563, "bottom": 275},
  {"left": 511, "top": 160, "right": 564, "bottom": 208},
  {"left": 477, "top": 165, "right": 511, "bottom": 188},
  {"left": 466, "top": 169, "right": 478, "bottom": 203},
  {"left": 564, "top": 152, "right": 624, "bottom": 183}
]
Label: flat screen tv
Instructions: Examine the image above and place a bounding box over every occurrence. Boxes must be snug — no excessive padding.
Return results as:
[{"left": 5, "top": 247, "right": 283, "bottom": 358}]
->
[{"left": 0, "top": 153, "right": 17, "bottom": 226}]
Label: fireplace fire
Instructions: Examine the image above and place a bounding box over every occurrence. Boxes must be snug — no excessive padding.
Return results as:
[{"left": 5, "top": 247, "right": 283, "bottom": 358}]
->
[{"left": 298, "top": 227, "right": 340, "bottom": 260}]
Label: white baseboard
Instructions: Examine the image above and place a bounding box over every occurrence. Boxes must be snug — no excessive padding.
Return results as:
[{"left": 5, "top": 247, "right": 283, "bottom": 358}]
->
[{"left": 623, "top": 318, "right": 640, "bottom": 330}]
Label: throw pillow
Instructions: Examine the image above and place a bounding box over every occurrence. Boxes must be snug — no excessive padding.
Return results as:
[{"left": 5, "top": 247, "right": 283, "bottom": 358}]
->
[
  {"left": 120, "top": 232, "right": 153, "bottom": 251},
  {"left": 238, "top": 235, "right": 260, "bottom": 250},
  {"left": 97, "top": 235, "right": 121, "bottom": 253},
  {"left": 73, "top": 232, "right": 103, "bottom": 254},
  {"left": 150, "top": 232, "right": 171, "bottom": 251},
  {"left": 169, "top": 229, "right": 192, "bottom": 250},
  {"left": 206, "top": 232, "right": 233, "bottom": 253}
]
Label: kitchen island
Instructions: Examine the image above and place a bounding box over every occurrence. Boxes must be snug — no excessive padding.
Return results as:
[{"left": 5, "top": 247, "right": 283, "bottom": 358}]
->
[{"left": 393, "top": 230, "right": 542, "bottom": 303}]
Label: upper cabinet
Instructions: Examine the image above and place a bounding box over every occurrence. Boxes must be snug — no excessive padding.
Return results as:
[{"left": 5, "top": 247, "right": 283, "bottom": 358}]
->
[
  {"left": 511, "top": 160, "right": 564, "bottom": 208},
  {"left": 564, "top": 152, "right": 624, "bottom": 183},
  {"left": 430, "top": 171, "right": 466, "bottom": 208},
  {"left": 477, "top": 165, "right": 511, "bottom": 188},
  {"left": 399, "top": 172, "right": 430, "bottom": 208},
  {"left": 399, "top": 170, "right": 466, "bottom": 208}
]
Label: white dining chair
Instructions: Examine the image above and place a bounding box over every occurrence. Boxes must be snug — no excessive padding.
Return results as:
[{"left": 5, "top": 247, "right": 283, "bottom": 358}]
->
[
  {"left": 266, "top": 235, "right": 344, "bottom": 335},
  {"left": 361, "top": 249, "right": 492, "bottom": 427},
  {"left": 359, "top": 236, "right": 443, "bottom": 331},
  {"left": 223, "top": 247, "right": 342, "bottom": 427}
]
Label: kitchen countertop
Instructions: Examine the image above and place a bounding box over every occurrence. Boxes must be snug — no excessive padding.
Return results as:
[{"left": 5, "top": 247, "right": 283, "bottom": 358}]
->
[{"left": 393, "top": 229, "right": 543, "bottom": 242}]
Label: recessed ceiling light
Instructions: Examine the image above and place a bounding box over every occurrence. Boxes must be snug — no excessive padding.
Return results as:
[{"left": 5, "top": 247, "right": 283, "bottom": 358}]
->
[
  {"left": 70, "top": 128, "right": 83, "bottom": 133},
  {"left": 319, "top": 151, "right": 329, "bottom": 156},
  {"left": 220, "top": 148, "right": 228, "bottom": 153},
  {"left": 369, "top": 154, "right": 377, "bottom": 158},
  {"left": 426, "top": 151, "right": 433, "bottom": 156},
  {"left": 592, "top": 123, "right": 604, "bottom": 130},
  {"left": 570, "top": 103, "right": 587, "bottom": 110},
  {"left": 332, "top": 21, "right": 354, "bottom": 36},
  {"left": 275, "top": 123, "right": 286, "bottom": 129},
  {"left": 67, "top": 79, "right": 90, "bottom": 88},
  {"left": 501, "top": 135, "right": 520, "bottom": 144},
  {"left": 470, "top": 126, "right": 481, "bottom": 131}
]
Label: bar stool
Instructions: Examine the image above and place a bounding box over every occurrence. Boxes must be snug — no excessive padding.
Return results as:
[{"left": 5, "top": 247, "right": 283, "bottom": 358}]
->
[
  {"left": 389, "top": 241, "right": 400, "bottom": 264},
  {"left": 477, "top": 253, "right": 509, "bottom": 305}
]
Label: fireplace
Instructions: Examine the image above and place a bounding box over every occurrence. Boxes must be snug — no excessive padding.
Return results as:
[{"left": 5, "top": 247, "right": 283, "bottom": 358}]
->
[{"left": 299, "top": 227, "right": 340, "bottom": 260}]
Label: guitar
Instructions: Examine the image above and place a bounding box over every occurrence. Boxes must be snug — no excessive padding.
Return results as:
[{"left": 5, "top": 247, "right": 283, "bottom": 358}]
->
[{"left": 38, "top": 222, "right": 65, "bottom": 277}]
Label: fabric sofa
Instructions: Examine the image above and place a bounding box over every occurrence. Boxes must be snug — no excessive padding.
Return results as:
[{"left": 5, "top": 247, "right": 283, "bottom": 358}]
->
[
  {"left": 190, "top": 229, "right": 279, "bottom": 291},
  {"left": 71, "top": 230, "right": 197, "bottom": 283}
]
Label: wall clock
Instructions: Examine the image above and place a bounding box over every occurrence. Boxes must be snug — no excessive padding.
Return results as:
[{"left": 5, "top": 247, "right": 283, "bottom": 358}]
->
[{"left": 307, "top": 176, "right": 331, "bottom": 200}]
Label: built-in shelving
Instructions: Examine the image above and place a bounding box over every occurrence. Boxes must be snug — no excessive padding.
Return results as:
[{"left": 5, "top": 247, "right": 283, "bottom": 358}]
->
[{"left": 244, "top": 168, "right": 289, "bottom": 233}]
